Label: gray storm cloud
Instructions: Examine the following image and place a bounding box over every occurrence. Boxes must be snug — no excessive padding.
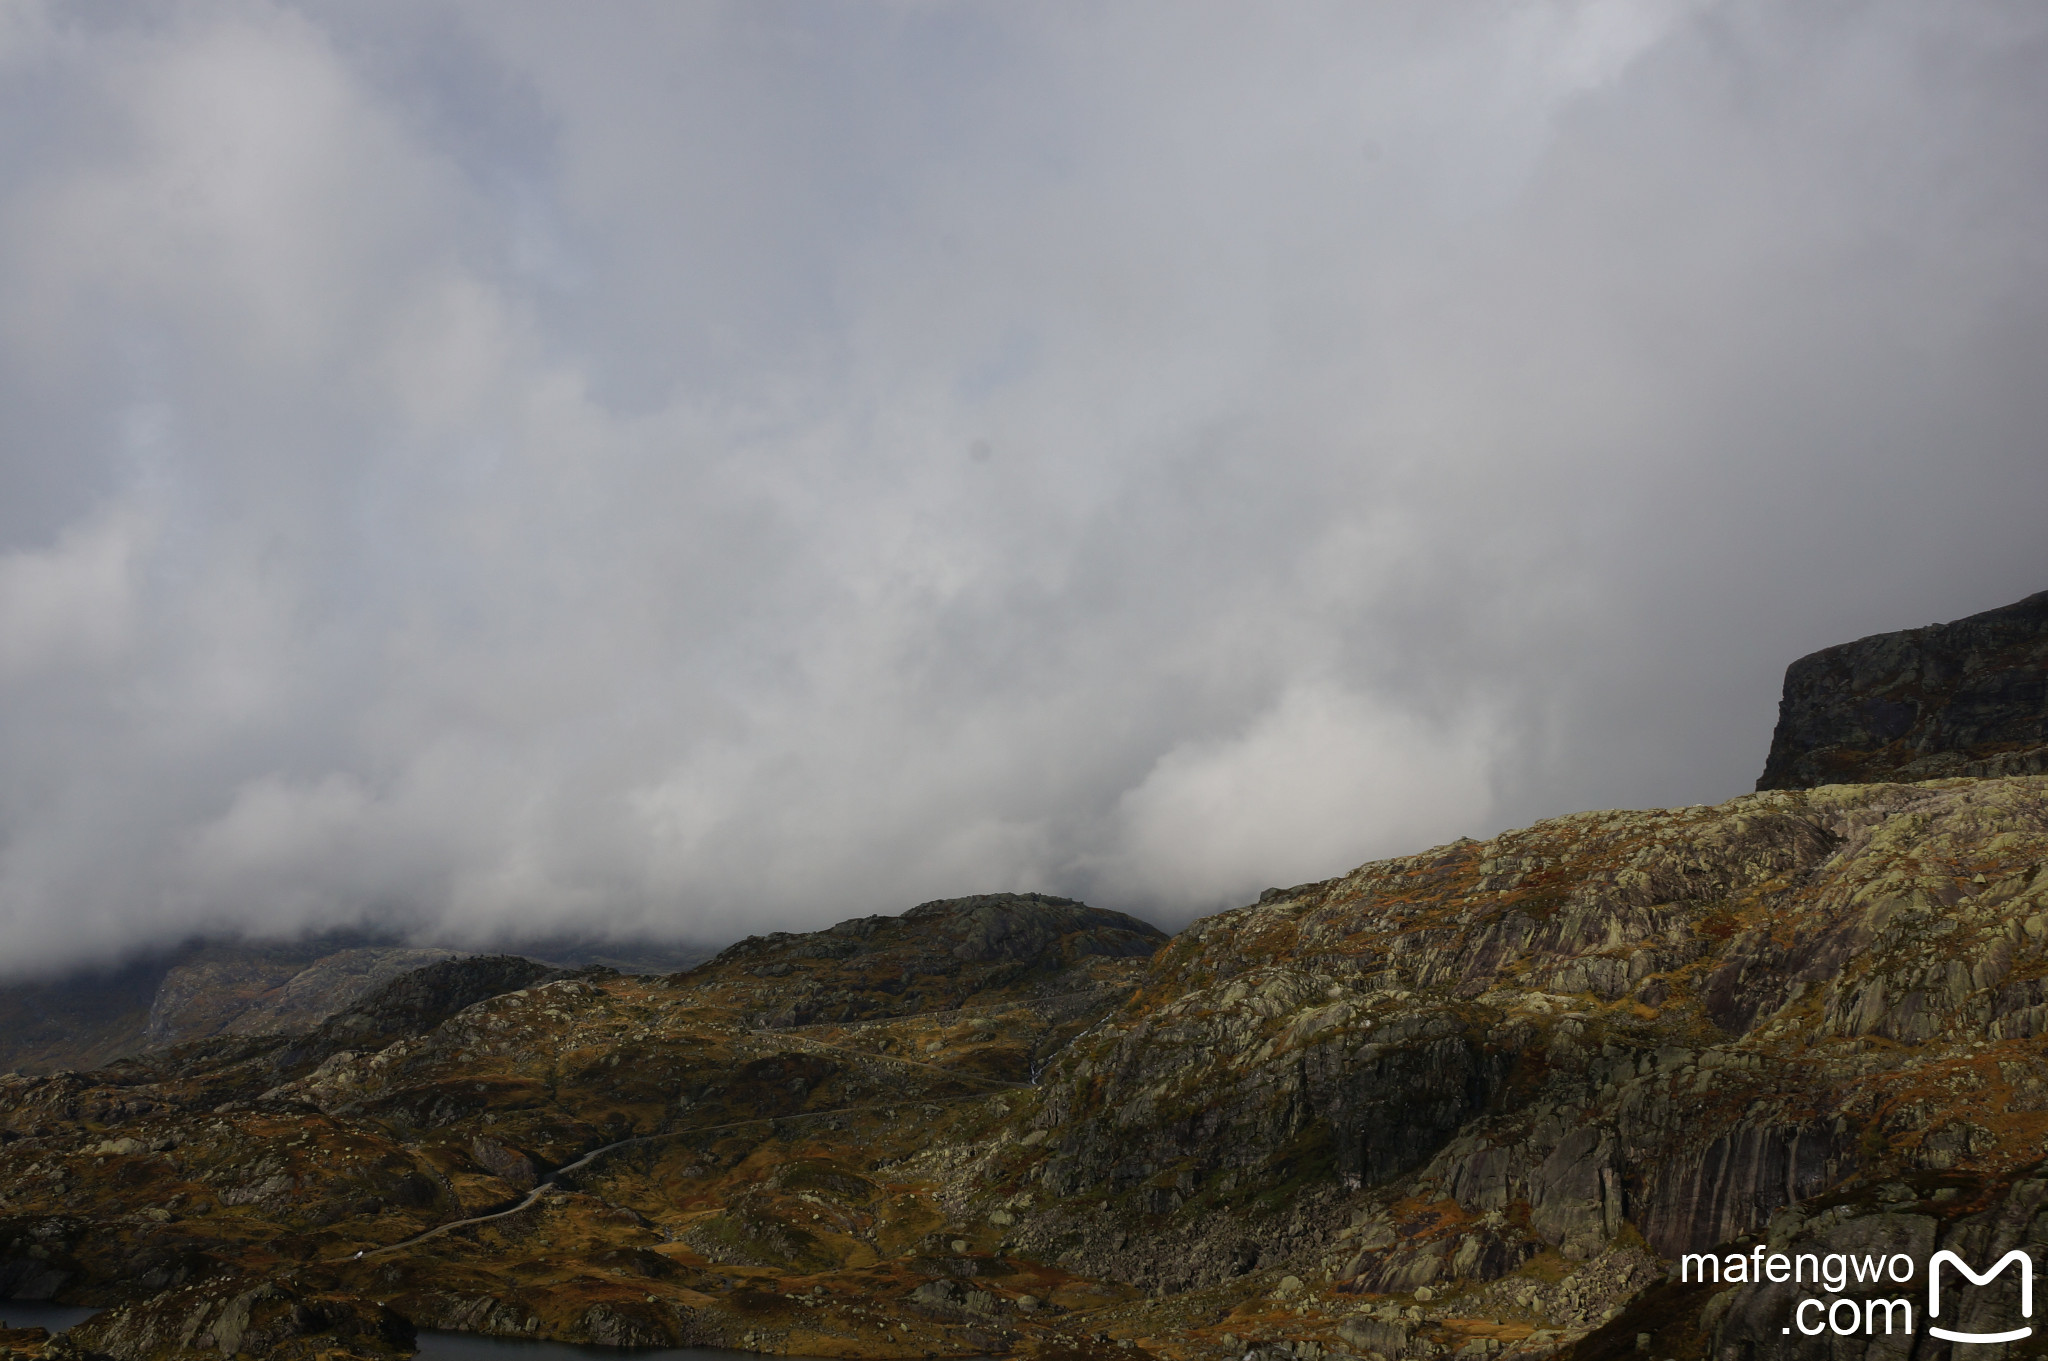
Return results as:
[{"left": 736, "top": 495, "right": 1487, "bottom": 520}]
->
[{"left": 1, "top": 0, "right": 2045, "bottom": 973}]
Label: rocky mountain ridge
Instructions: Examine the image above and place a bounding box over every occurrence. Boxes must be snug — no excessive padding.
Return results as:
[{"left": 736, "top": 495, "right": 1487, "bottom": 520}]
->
[
  {"left": 3, "top": 589, "right": 2048, "bottom": 1361},
  {"left": 4, "top": 778, "right": 2045, "bottom": 1361},
  {"left": 0, "top": 938, "right": 712, "bottom": 1079}
]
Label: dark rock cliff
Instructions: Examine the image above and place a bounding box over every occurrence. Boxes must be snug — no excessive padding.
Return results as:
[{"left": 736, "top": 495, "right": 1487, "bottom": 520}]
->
[
  {"left": 1758, "top": 590, "right": 2048, "bottom": 790},
  {"left": 272, "top": 954, "right": 561, "bottom": 1072}
]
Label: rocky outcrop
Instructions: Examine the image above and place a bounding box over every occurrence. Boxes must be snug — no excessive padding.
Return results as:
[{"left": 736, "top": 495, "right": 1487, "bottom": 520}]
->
[
  {"left": 65, "top": 1280, "right": 413, "bottom": 1360},
  {"left": 210, "top": 950, "right": 461, "bottom": 1041},
  {"left": 0, "top": 939, "right": 464, "bottom": 1079},
  {"left": 0, "top": 1258, "right": 70, "bottom": 1304},
  {"left": 270, "top": 955, "right": 558, "bottom": 1073},
  {"left": 397, "top": 1286, "right": 704, "bottom": 1348},
  {"left": 1000, "top": 776, "right": 2048, "bottom": 1302},
  {"left": 0, "top": 1323, "right": 53, "bottom": 1360},
  {"left": 145, "top": 946, "right": 383, "bottom": 1049},
  {"left": 1758, "top": 589, "right": 2048, "bottom": 790},
  {"left": 1569, "top": 1169, "right": 2048, "bottom": 1361},
  {"left": 688, "top": 892, "right": 1168, "bottom": 1028}
]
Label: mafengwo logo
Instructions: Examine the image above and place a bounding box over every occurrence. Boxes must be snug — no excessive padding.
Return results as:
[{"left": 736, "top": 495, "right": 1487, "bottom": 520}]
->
[
  {"left": 1928, "top": 1251, "right": 2034, "bottom": 1344},
  {"left": 1680, "top": 1246, "right": 2034, "bottom": 1341}
]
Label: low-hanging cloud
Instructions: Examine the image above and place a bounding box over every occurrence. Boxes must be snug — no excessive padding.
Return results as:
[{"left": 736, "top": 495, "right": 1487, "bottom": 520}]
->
[{"left": 2, "top": 0, "right": 2046, "bottom": 974}]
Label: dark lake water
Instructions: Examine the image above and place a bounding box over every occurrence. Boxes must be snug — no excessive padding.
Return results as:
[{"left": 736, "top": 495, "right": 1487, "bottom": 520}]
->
[
  {"left": 0, "top": 1306, "right": 831, "bottom": 1361},
  {"left": 0, "top": 1303, "right": 97, "bottom": 1333}
]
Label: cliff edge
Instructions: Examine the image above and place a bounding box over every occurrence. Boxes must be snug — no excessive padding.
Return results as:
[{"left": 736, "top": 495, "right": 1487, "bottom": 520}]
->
[{"left": 1757, "top": 588, "right": 2048, "bottom": 790}]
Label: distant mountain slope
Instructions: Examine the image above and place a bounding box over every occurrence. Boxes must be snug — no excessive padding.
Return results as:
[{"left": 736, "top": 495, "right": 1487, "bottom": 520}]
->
[
  {"left": 0, "top": 956, "right": 168, "bottom": 1078},
  {"left": 0, "top": 937, "right": 406, "bottom": 1077},
  {"left": 1758, "top": 588, "right": 2048, "bottom": 789},
  {"left": 0, "top": 937, "right": 715, "bottom": 1077},
  {"left": 144, "top": 944, "right": 463, "bottom": 1048},
  {"left": 0, "top": 891, "right": 1170, "bottom": 1354}
]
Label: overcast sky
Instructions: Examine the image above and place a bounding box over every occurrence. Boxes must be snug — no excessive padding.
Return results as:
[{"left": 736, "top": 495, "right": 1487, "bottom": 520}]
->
[{"left": 2, "top": 0, "right": 2045, "bottom": 974}]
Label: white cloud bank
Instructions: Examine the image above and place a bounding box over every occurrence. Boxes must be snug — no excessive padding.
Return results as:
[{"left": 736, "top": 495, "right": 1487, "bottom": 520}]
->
[{"left": 0, "top": 0, "right": 2045, "bottom": 973}]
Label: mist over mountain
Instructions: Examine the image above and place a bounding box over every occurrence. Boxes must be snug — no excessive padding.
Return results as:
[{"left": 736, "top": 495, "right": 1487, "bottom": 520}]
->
[
  {"left": 2, "top": 588, "right": 2046, "bottom": 1361},
  {"left": 3, "top": 3, "right": 2046, "bottom": 975},
  {"left": 0, "top": 931, "right": 712, "bottom": 1076},
  {"left": 6, "top": 7, "right": 2048, "bottom": 1357}
]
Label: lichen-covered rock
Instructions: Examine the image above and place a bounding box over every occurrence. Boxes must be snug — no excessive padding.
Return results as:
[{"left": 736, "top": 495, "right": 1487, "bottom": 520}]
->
[
  {"left": 1336, "top": 1314, "right": 1409, "bottom": 1354},
  {"left": 998, "top": 775, "right": 2048, "bottom": 1300},
  {"left": 65, "top": 1280, "right": 414, "bottom": 1361}
]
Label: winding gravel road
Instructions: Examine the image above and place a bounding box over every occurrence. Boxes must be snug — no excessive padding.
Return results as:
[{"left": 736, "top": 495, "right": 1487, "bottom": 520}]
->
[{"left": 344, "top": 1031, "right": 1027, "bottom": 1261}]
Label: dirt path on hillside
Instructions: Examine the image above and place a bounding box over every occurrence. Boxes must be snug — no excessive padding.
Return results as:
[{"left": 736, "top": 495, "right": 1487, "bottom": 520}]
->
[{"left": 346, "top": 1073, "right": 1015, "bottom": 1260}]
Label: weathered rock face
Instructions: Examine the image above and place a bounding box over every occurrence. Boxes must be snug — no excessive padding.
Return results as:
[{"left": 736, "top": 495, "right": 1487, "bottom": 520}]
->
[
  {"left": 0, "top": 1249, "right": 71, "bottom": 1303},
  {"left": 145, "top": 947, "right": 417, "bottom": 1050},
  {"left": 997, "top": 777, "right": 2048, "bottom": 1305},
  {"left": 209, "top": 950, "right": 467, "bottom": 1043},
  {"left": 273, "top": 955, "right": 560, "bottom": 1072},
  {"left": 66, "top": 1279, "right": 414, "bottom": 1361},
  {"left": 1581, "top": 1168, "right": 2048, "bottom": 1361},
  {"left": 1758, "top": 590, "right": 2048, "bottom": 790}
]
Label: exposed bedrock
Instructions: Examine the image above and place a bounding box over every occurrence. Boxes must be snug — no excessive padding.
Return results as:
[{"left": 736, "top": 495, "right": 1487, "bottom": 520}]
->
[
  {"left": 1009, "top": 775, "right": 2048, "bottom": 1289},
  {"left": 1759, "top": 589, "right": 2048, "bottom": 791},
  {"left": 1699, "top": 1173, "right": 2048, "bottom": 1361},
  {"left": 66, "top": 1278, "right": 415, "bottom": 1361}
]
